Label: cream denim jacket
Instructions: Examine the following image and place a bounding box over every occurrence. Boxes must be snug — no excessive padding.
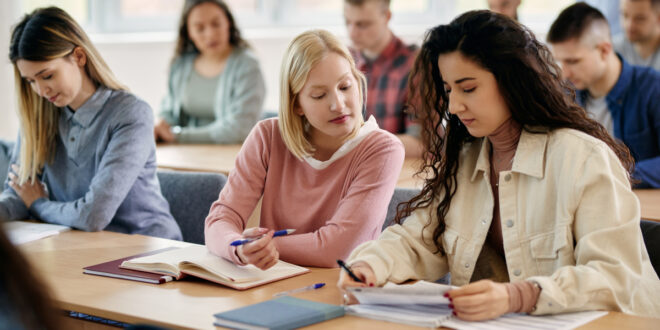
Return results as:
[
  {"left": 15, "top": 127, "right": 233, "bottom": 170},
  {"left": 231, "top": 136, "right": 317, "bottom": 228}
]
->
[{"left": 349, "top": 128, "right": 660, "bottom": 317}]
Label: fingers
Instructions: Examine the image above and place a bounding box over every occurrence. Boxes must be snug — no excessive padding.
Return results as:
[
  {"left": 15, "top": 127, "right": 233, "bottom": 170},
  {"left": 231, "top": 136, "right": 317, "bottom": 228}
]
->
[
  {"left": 448, "top": 279, "right": 489, "bottom": 298},
  {"left": 449, "top": 280, "right": 510, "bottom": 321},
  {"left": 337, "top": 261, "right": 375, "bottom": 289},
  {"left": 239, "top": 232, "right": 279, "bottom": 270},
  {"left": 350, "top": 263, "right": 377, "bottom": 286},
  {"left": 242, "top": 227, "right": 269, "bottom": 238}
]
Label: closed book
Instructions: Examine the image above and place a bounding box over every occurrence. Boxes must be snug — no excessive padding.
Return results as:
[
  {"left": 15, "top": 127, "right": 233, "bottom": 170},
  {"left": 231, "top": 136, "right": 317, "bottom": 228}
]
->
[
  {"left": 83, "top": 247, "right": 179, "bottom": 284},
  {"left": 213, "top": 296, "right": 344, "bottom": 330},
  {"left": 120, "top": 244, "right": 309, "bottom": 290}
]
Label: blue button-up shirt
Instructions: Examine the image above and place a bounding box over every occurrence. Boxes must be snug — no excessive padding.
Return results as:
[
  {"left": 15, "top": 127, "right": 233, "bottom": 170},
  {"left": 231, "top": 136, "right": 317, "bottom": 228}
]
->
[
  {"left": 577, "top": 56, "right": 660, "bottom": 188},
  {"left": 0, "top": 87, "right": 182, "bottom": 240}
]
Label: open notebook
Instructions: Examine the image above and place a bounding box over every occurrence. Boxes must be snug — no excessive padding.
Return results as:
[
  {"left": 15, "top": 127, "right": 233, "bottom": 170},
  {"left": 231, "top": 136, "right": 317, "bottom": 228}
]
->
[
  {"left": 346, "top": 281, "right": 607, "bottom": 329},
  {"left": 120, "top": 245, "right": 309, "bottom": 290}
]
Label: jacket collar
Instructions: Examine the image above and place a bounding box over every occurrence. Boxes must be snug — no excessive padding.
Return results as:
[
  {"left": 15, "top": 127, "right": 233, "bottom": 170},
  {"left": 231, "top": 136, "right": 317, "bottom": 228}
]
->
[
  {"left": 470, "top": 128, "right": 548, "bottom": 182},
  {"left": 605, "top": 54, "right": 632, "bottom": 107}
]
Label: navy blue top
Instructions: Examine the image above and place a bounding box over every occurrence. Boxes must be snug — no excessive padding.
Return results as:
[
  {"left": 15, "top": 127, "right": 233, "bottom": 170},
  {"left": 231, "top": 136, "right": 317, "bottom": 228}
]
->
[
  {"left": 0, "top": 87, "right": 182, "bottom": 240},
  {"left": 577, "top": 56, "right": 660, "bottom": 188}
]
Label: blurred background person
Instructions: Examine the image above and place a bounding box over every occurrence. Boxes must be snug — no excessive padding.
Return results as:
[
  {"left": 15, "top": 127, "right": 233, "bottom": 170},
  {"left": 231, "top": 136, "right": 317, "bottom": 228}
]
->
[
  {"left": 487, "top": 0, "right": 521, "bottom": 20},
  {"left": 548, "top": 2, "right": 660, "bottom": 188},
  {"left": 155, "top": 0, "right": 266, "bottom": 144},
  {"left": 614, "top": 0, "right": 660, "bottom": 70},
  {"left": 344, "top": 0, "right": 423, "bottom": 158}
]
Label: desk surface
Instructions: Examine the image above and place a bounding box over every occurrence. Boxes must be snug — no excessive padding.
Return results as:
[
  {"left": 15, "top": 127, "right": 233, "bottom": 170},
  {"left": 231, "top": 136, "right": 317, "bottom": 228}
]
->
[
  {"left": 156, "top": 144, "right": 659, "bottom": 222},
  {"left": 19, "top": 231, "right": 658, "bottom": 330}
]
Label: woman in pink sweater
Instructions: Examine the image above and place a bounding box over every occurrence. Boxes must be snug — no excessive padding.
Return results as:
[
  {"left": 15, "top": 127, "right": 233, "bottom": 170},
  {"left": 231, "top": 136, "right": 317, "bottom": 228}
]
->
[{"left": 204, "top": 29, "right": 405, "bottom": 269}]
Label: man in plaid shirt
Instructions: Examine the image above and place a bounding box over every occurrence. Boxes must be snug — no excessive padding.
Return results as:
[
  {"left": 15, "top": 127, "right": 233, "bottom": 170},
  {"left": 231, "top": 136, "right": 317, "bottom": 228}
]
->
[{"left": 344, "top": 0, "right": 423, "bottom": 157}]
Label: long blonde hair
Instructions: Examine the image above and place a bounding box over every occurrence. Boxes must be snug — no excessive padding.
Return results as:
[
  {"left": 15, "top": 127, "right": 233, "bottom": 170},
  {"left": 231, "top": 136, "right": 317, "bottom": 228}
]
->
[
  {"left": 278, "top": 29, "right": 366, "bottom": 159},
  {"left": 9, "top": 7, "right": 126, "bottom": 184}
]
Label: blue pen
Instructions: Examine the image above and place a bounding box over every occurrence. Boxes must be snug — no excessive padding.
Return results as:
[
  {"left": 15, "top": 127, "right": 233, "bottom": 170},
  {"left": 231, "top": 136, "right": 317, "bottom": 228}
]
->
[
  {"left": 230, "top": 229, "right": 296, "bottom": 246},
  {"left": 273, "top": 283, "right": 325, "bottom": 297}
]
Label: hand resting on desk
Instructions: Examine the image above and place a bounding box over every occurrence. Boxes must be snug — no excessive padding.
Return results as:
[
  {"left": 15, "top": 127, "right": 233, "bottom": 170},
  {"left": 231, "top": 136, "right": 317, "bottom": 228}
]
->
[{"left": 235, "top": 227, "right": 279, "bottom": 270}]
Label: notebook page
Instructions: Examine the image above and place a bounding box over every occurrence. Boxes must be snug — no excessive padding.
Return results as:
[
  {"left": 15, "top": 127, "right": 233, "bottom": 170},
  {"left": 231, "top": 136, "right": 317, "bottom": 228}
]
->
[
  {"left": 4, "top": 221, "right": 71, "bottom": 245},
  {"left": 348, "top": 280, "right": 454, "bottom": 305},
  {"left": 347, "top": 303, "right": 453, "bottom": 328},
  {"left": 441, "top": 310, "right": 608, "bottom": 330}
]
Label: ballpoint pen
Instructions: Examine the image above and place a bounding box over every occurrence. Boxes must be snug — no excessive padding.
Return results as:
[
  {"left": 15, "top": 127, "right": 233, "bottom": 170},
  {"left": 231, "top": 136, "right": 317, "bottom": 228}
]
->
[
  {"left": 337, "top": 259, "right": 364, "bottom": 283},
  {"left": 273, "top": 283, "right": 326, "bottom": 297},
  {"left": 230, "top": 229, "right": 296, "bottom": 246}
]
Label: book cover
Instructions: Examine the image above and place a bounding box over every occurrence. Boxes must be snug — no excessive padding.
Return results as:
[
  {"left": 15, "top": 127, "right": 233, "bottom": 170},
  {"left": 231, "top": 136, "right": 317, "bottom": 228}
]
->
[
  {"left": 213, "top": 296, "right": 345, "bottom": 330},
  {"left": 119, "top": 244, "right": 310, "bottom": 290},
  {"left": 83, "top": 247, "right": 179, "bottom": 284}
]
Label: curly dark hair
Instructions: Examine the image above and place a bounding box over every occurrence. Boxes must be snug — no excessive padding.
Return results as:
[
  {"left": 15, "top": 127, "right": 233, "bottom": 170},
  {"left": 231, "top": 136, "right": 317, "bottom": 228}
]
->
[{"left": 398, "top": 10, "right": 634, "bottom": 254}]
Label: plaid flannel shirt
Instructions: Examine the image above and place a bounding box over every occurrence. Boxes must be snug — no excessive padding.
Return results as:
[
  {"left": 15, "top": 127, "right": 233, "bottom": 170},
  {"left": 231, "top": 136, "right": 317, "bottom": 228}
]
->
[{"left": 352, "top": 34, "right": 419, "bottom": 135}]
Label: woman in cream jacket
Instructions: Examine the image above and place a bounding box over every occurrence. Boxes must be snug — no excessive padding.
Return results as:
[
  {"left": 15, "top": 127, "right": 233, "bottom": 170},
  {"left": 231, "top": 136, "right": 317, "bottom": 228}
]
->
[{"left": 338, "top": 11, "right": 660, "bottom": 320}]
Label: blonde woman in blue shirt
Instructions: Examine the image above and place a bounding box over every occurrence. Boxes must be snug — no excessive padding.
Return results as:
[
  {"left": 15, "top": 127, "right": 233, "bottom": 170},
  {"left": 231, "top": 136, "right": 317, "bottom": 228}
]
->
[
  {"left": 1, "top": 7, "right": 182, "bottom": 240},
  {"left": 155, "top": 0, "right": 266, "bottom": 144}
]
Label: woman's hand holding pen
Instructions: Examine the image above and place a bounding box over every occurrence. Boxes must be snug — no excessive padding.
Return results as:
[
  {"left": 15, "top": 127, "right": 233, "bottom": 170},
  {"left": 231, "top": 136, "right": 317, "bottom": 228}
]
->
[
  {"left": 447, "top": 279, "right": 509, "bottom": 321},
  {"left": 337, "top": 261, "right": 377, "bottom": 304},
  {"left": 235, "top": 227, "right": 279, "bottom": 270}
]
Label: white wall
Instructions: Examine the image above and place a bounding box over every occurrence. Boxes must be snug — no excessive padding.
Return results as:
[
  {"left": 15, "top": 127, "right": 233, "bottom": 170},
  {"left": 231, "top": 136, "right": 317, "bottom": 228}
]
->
[{"left": 0, "top": 1, "right": 20, "bottom": 140}]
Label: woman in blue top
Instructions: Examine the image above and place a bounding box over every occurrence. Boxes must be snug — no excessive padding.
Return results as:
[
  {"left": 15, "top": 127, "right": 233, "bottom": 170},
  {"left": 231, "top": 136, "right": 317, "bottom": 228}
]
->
[
  {"left": 1, "top": 7, "right": 182, "bottom": 240},
  {"left": 155, "top": 0, "right": 266, "bottom": 144}
]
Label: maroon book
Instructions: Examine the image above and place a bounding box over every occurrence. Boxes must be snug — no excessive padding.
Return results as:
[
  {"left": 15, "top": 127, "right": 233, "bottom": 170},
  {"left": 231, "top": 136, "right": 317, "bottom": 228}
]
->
[{"left": 83, "top": 247, "right": 180, "bottom": 284}]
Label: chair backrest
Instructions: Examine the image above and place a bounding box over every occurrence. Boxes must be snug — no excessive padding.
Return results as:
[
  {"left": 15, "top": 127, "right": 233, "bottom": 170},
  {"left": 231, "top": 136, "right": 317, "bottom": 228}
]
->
[
  {"left": 157, "top": 170, "right": 227, "bottom": 244},
  {"left": 0, "top": 140, "right": 15, "bottom": 185},
  {"left": 640, "top": 220, "right": 660, "bottom": 277},
  {"left": 382, "top": 188, "right": 421, "bottom": 231}
]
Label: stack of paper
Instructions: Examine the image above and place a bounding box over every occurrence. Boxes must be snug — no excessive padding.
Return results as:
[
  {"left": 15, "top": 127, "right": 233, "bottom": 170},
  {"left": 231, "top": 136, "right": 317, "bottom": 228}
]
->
[
  {"left": 346, "top": 281, "right": 454, "bottom": 328},
  {"left": 3, "top": 221, "right": 71, "bottom": 245},
  {"left": 346, "top": 281, "right": 608, "bottom": 329}
]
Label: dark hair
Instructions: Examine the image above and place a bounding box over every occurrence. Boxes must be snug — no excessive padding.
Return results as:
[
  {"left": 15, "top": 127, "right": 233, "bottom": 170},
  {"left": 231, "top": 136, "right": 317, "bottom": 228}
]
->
[
  {"left": 547, "top": 2, "right": 608, "bottom": 43},
  {"left": 399, "top": 10, "right": 634, "bottom": 254},
  {"left": 344, "top": 0, "right": 391, "bottom": 7},
  {"left": 174, "top": 0, "right": 247, "bottom": 57},
  {"left": 0, "top": 228, "right": 60, "bottom": 329}
]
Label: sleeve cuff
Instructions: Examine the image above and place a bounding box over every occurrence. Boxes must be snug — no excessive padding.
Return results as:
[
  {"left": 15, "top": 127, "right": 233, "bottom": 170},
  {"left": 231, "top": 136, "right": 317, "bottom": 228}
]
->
[
  {"left": 28, "top": 197, "right": 48, "bottom": 219},
  {"left": 527, "top": 276, "right": 564, "bottom": 315}
]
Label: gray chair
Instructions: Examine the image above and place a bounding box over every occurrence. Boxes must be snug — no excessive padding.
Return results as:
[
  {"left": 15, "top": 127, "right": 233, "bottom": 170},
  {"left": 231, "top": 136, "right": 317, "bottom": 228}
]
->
[
  {"left": 382, "top": 187, "right": 451, "bottom": 284},
  {"left": 157, "top": 170, "right": 227, "bottom": 244},
  {"left": 382, "top": 188, "right": 421, "bottom": 230},
  {"left": 640, "top": 220, "right": 660, "bottom": 277},
  {"left": 0, "top": 140, "right": 15, "bottom": 185}
]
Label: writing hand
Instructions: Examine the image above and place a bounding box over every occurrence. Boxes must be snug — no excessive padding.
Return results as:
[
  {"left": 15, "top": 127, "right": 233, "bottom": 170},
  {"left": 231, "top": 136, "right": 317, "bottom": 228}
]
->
[{"left": 235, "top": 227, "right": 279, "bottom": 270}]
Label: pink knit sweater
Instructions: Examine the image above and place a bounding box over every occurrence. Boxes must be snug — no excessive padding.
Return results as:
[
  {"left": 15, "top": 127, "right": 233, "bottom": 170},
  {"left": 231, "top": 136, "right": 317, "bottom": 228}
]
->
[{"left": 204, "top": 118, "right": 405, "bottom": 267}]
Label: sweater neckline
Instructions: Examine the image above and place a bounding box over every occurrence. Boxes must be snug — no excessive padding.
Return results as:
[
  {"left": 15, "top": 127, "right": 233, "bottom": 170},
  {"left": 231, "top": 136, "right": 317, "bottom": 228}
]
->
[{"left": 303, "top": 116, "right": 379, "bottom": 170}]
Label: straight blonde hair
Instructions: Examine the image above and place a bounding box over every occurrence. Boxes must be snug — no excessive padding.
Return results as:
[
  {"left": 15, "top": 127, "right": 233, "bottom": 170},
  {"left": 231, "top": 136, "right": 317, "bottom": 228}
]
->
[
  {"left": 9, "top": 7, "right": 126, "bottom": 184},
  {"left": 278, "top": 29, "right": 367, "bottom": 159}
]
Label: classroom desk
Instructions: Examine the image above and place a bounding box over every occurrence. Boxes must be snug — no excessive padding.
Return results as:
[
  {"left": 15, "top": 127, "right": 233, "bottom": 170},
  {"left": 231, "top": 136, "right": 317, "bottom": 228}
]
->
[
  {"left": 18, "top": 231, "right": 658, "bottom": 330},
  {"left": 155, "top": 145, "right": 659, "bottom": 221},
  {"left": 156, "top": 143, "right": 242, "bottom": 174},
  {"left": 155, "top": 143, "right": 424, "bottom": 188},
  {"left": 636, "top": 189, "right": 660, "bottom": 222}
]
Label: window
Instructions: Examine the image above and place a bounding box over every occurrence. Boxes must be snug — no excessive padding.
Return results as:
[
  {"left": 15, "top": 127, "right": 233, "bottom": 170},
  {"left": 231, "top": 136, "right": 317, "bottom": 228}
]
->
[{"left": 21, "top": 0, "right": 576, "bottom": 37}]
